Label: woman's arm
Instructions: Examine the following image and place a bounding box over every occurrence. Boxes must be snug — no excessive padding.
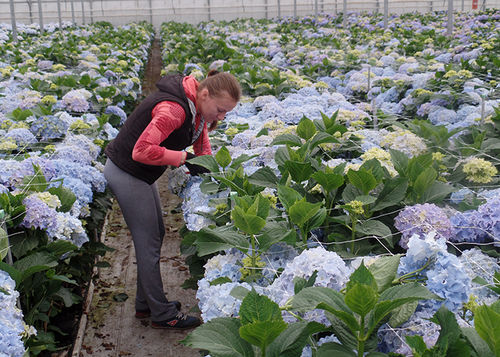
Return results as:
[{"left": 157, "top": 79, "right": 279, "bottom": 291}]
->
[{"left": 132, "top": 101, "right": 186, "bottom": 167}]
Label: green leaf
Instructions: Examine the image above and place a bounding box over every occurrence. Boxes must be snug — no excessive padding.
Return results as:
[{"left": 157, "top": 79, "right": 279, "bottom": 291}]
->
[
  {"left": 388, "top": 301, "right": 418, "bottom": 328},
  {"left": 240, "top": 290, "right": 283, "bottom": 325},
  {"left": 55, "top": 287, "right": 78, "bottom": 307},
  {"left": 277, "top": 185, "right": 302, "bottom": 211},
  {"left": 372, "top": 178, "right": 408, "bottom": 211},
  {"left": 215, "top": 146, "right": 232, "bottom": 168},
  {"left": 413, "top": 167, "right": 437, "bottom": 198},
  {"left": 187, "top": 154, "right": 219, "bottom": 172},
  {"left": 232, "top": 206, "right": 266, "bottom": 235},
  {"left": 266, "top": 321, "right": 325, "bottom": 357},
  {"left": 312, "top": 171, "right": 344, "bottom": 192},
  {"left": 231, "top": 154, "right": 259, "bottom": 170},
  {"left": 239, "top": 320, "right": 287, "bottom": 351},
  {"left": 8, "top": 233, "right": 39, "bottom": 258},
  {"left": 379, "top": 282, "right": 442, "bottom": 302},
  {"left": 294, "top": 270, "right": 318, "bottom": 295},
  {"left": 272, "top": 134, "right": 303, "bottom": 147},
  {"left": 345, "top": 283, "right": 378, "bottom": 317},
  {"left": 48, "top": 185, "right": 76, "bottom": 212},
  {"left": 347, "top": 169, "right": 377, "bottom": 195},
  {"left": 356, "top": 220, "right": 392, "bottom": 239},
  {"left": 284, "top": 161, "right": 314, "bottom": 183},
  {"left": 408, "top": 153, "right": 433, "bottom": 183},
  {"left": 419, "top": 181, "right": 455, "bottom": 203},
  {"left": 297, "top": 116, "right": 317, "bottom": 140},
  {"left": 230, "top": 286, "right": 251, "bottom": 301},
  {"left": 461, "top": 327, "right": 495, "bottom": 357},
  {"left": 181, "top": 317, "right": 254, "bottom": 357},
  {"left": 309, "top": 132, "right": 337, "bottom": 149},
  {"left": 405, "top": 335, "right": 428, "bottom": 354},
  {"left": 346, "top": 262, "right": 378, "bottom": 291},
  {"left": 289, "top": 199, "right": 322, "bottom": 228},
  {"left": 367, "top": 255, "right": 401, "bottom": 293},
  {"left": 210, "top": 276, "right": 232, "bottom": 286},
  {"left": 248, "top": 167, "right": 279, "bottom": 189},
  {"left": 257, "top": 222, "right": 295, "bottom": 252},
  {"left": 0, "top": 227, "right": 8, "bottom": 261},
  {"left": 194, "top": 226, "right": 249, "bottom": 256},
  {"left": 474, "top": 304, "right": 500, "bottom": 356},
  {"left": 389, "top": 149, "right": 409, "bottom": 177},
  {"left": 317, "top": 342, "right": 356, "bottom": 357}
]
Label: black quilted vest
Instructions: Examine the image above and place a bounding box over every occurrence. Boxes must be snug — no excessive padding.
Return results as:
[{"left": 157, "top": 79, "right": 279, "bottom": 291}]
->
[{"left": 105, "top": 74, "right": 194, "bottom": 184}]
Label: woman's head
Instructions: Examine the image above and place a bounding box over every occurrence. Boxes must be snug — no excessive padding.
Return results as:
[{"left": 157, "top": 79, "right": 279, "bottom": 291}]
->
[{"left": 197, "top": 71, "right": 241, "bottom": 130}]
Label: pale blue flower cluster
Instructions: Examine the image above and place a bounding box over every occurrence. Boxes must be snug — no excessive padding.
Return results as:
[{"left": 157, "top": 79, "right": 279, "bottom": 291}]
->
[
  {"left": 29, "top": 115, "right": 69, "bottom": 140},
  {"left": 0, "top": 270, "right": 31, "bottom": 357},
  {"left": 398, "top": 233, "right": 471, "bottom": 312},
  {"left": 3, "top": 128, "right": 38, "bottom": 147},
  {"left": 459, "top": 248, "right": 500, "bottom": 306},
  {"left": 105, "top": 105, "right": 127, "bottom": 125},
  {"left": 450, "top": 197, "right": 500, "bottom": 245},
  {"left": 62, "top": 89, "right": 90, "bottom": 112},
  {"left": 394, "top": 203, "right": 453, "bottom": 249},
  {"left": 267, "top": 246, "right": 352, "bottom": 324},
  {"left": 300, "top": 334, "right": 340, "bottom": 357}
]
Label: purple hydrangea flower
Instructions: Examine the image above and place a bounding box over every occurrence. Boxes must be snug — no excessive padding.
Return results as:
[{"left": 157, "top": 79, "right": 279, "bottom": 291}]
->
[{"left": 394, "top": 204, "right": 453, "bottom": 249}]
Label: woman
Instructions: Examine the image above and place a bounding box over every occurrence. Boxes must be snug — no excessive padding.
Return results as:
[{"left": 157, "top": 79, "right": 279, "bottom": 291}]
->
[{"left": 104, "top": 71, "right": 241, "bottom": 329}]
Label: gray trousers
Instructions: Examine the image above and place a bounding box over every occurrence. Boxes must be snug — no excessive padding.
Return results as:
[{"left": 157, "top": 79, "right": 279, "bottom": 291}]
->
[{"left": 104, "top": 158, "right": 178, "bottom": 321}]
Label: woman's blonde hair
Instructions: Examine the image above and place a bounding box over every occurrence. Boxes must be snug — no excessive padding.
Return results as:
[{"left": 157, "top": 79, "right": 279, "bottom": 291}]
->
[{"left": 198, "top": 70, "right": 241, "bottom": 131}]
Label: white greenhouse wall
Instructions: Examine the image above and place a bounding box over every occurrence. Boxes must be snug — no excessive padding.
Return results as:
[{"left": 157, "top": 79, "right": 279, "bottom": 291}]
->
[{"left": 0, "top": 0, "right": 499, "bottom": 29}]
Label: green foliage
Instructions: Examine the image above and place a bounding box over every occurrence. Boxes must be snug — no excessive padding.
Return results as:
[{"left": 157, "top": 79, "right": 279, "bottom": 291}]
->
[
  {"left": 405, "top": 305, "right": 497, "bottom": 357},
  {"left": 182, "top": 289, "right": 324, "bottom": 357},
  {"left": 290, "top": 262, "right": 442, "bottom": 356}
]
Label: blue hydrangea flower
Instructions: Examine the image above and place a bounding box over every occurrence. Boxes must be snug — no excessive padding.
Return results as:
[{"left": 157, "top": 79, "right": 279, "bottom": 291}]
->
[
  {"left": 398, "top": 233, "right": 471, "bottom": 312},
  {"left": 21, "top": 194, "right": 59, "bottom": 234},
  {"left": 105, "top": 105, "right": 127, "bottom": 125},
  {"left": 4, "top": 128, "right": 38, "bottom": 147},
  {"left": 0, "top": 270, "right": 33, "bottom": 357},
  {"left": 29, "top": 115, "right": 69, "bottom": 140}
]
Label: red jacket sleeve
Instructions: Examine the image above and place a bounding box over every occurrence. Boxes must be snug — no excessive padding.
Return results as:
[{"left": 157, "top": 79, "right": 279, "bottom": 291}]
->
[{"left": 132, "top": 101, "right": 186, "bottom": 167}]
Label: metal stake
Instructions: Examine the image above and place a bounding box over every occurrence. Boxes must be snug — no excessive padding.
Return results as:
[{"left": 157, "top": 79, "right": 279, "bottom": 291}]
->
[
  {"left": 37, "top": 0, "right": 44, "bottom": 32},
  {"left": 384, "top": 0, "right": 388, "bottom": 29},
  {"left": 447, "top": 0, "right": 453, "bottom": 36},
  {"left": 9, "top": 0, "right": 17, "bottom": 43}
]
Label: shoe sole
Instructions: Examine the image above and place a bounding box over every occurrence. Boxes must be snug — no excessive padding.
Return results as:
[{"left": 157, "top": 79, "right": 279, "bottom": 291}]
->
[
  {"left": 135, "top": 301, "right": 182, "bottom": 319},
  {"left": 151, "top": 323, "right": 201, "bottom": 330}
]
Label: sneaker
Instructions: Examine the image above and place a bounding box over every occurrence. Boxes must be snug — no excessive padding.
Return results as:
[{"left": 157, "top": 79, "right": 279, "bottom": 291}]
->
[
  {"left": 135, "top": 301, "right": 181, "bottom": 319},
  {"left": 151, "top": 312, "right": 201, "bottom": 330}
]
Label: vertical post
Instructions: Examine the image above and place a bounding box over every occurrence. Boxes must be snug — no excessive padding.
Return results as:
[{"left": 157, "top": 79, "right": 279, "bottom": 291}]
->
[
  {"left": 293, "top": 0, "right": 296, "bottom": 17},
  {"left": 9, "top": 0, "right": 18, "bottom": 43},
  {"left": 481, "top": 0, "right": 486, "bottom": 10},
  {"left": 447, "top": 0, "right": 453, "bottom": 36},
  {"left": 315, "top": 0, "right": 318, "bottom": 17},
  {"left": 335, "top": 0, "right": 337, "bottom": 14},
  {"left": 265, "top": 0, "right": 268, "bottom": 19},
  {"left": 278, "top": 0, "right": 280, "bottom": 18},
  {"left": 343, "top": 0, "right": 347, "bottom": 27},
  {"left": 375, "top": 0, "right": 379, "bottom": 14},
  {"left": 89, "top": 0, "right": 93, "bottom": 23},
  {"left": 71, "top": 0, "right": 75, "bottom": 24},
  {"left": 430, "top": 0, "right": 433, "bottom": 12},
  {"left": 367, "top": 66, "right": 371, "bottom": 93},
  {"left": 461, "top": 0, "right": 464, "bottom": 11},
  {"left": 57, "top": 0, "right": 62, "bottom": 29},
  {"left": 372, "top": 99, "right": 378, "bottom": 129},
  {"left": 480, "top": 96, "right": 485, "bottom": 125},
  {"left": 149, "top": 0, "right": 153, "bottom": 25},
  {"left": 81, "top": 0, "right": 85, "bottom": 25},
  {"left": 384, "top": 0, "right": 388, "bottom": 29},
  {"left": 37, "top": 0, "right": 44, "bottom": 32},
  {"left": 208, "top": 0, "right": 211, "bottom": 20}
]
